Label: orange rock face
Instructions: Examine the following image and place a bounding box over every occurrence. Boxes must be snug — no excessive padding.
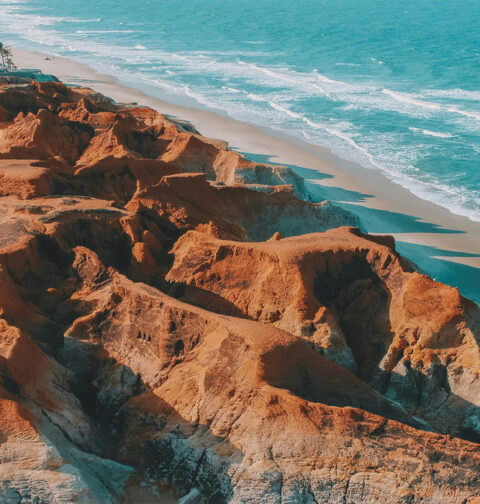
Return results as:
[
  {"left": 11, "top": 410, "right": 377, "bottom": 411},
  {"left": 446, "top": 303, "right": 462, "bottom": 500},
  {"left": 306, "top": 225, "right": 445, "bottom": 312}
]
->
[
  {"left": 0, "top": 108, "right": 93, "bottom": 164},
  {"left": 167, "top": 228, "right": 480, "bottom": 441},
  {"left": 128, "top": 172, "right": 355, "bottom": 241},
  {"left": 0, "top": 77, "right": 479, "bottom": 503},
  {"left": 0, "top": 160, "right": 53, "bottom": 198}
]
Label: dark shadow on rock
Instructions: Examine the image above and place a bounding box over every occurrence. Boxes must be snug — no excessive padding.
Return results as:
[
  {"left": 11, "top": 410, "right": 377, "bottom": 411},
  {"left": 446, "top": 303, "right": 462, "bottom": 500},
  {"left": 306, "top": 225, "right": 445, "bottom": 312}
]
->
[
  {"left": 313, "top": 251, "right": 395, "bottom": 383},
  {"left": 163, "top": 113, "right": 201, "bottom": 134},
  {"left": 60, "top": 337, "right": 240, "bottom": 504},
  {"left": 313, "top": 254, "right": 480, "bottom": 443},
  {"left": 308, "top": 245, "right": 480, "bottom": 444},
  {"left": 260, "top": 338, "right": 421, "bottom": 431},
  {"left": 385, "top": 362, "right": 480, "bottom": 444},
  {"left": 167, "top": 282, "right": 250, "bottom": 320}
]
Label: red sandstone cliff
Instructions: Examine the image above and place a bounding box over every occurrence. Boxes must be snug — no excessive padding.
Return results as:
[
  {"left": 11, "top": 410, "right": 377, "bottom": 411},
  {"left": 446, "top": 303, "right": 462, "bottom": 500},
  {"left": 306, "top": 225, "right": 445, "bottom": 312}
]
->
[{"left": 0, "top": 79, "right": 478, "bottom": 503}]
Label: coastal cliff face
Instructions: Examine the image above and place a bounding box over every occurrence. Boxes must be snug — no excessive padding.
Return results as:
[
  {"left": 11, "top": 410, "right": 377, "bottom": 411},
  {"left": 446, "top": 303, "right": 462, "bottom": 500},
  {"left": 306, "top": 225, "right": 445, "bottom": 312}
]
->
[{"left": 0, "top": 79, "right": 478, "bottom": 504}]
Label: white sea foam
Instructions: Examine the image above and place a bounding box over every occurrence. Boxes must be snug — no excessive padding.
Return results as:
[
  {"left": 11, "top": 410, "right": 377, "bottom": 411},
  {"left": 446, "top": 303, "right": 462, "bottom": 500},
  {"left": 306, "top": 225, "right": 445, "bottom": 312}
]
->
[
  {"left": 323, "top": 127, "right": 383, "bottom": 170},
  {"left": 268, "top": 101, "right": 303, "bottom": 119},
  {"left": 298, "top": 119, "right": 480, "bottom": 222},
  {"left": 384, "top": 89, "right": 480, "bottom": 122},
  {"left": 422, "top": 88, "right": 480, "bottom": 101},
  {"left": 236, "top": 61, "right": 336, "bottom": 99},
  {"left": 2, "top": 1, "right": 479, "bottom": 222},
  {"left": 446, "top": 105, "right": 480, "bottom": 121},
  {"left": 221, "top": 86, "right": 242, "bottom": 93},
  {"left": 409, "top": 127, "right": 454, "bottom": 138},
  {"left": 383, "top": 89, "right": 442, "bottom": 111},
  {"left": 313, "top": 69, "right": 346, "bottom": 85}
]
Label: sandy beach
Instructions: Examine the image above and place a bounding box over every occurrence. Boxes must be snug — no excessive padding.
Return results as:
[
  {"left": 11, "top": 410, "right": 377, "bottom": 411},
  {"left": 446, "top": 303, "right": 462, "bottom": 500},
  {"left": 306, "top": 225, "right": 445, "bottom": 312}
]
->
[{"left": 11, "top": 47, "right": 480, "bottom": 304}]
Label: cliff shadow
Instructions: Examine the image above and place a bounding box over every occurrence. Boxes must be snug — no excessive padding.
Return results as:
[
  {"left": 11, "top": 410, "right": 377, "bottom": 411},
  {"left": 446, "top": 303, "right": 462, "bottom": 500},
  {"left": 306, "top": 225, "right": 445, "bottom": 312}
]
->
[
  {"left": 312, "top": 251, "right": 396, "bottom": 384},
  {"left": 60, "top": 337, "right": 241, "bottom": 504},
  {"left": 239, "top": 151, "right": 463, "bottom": 235},
  {"left": 237, "top": 149, "right": 480, "bottom": 307},
  {"left": 167, "top": 281, "right": 250, "bottom": 320},
  {"left": 163, "top": 113, "right": 201, "bottom": 134},
  {"left": 339, "top": 202, "right": 462, "bottom": 234},
  {"left": 307, "top": 244, "right": 480, "bottom": 444},
  {"left": 386, "top": 360, "right": 480, "bottom": 444},
  {"left": 396, "top": 241, "right": 480, "bottom": 306},
  {"left": 239, "top": 151, "right": 373, "bottom": 204}
]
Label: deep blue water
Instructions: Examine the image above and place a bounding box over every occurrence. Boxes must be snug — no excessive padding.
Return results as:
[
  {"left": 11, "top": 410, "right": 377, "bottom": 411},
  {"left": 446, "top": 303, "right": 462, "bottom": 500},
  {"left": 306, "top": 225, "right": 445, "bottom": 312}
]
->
[{"left": 1, "top": 0, "right": 480, "bottom": 221}]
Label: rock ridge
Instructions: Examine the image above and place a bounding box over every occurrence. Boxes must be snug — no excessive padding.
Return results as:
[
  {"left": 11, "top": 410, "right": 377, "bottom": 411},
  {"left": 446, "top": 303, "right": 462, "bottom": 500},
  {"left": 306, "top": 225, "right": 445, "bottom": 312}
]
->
[{"left": 0, "top": 77, "right": 478, "bottom": 503}]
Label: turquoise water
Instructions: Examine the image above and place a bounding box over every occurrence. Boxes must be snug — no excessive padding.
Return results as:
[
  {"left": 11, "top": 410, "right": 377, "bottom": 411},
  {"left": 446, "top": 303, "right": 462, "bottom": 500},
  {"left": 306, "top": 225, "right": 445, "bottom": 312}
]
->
[{"left": 1, "top": 0, "right": 480, "bottom": 221}]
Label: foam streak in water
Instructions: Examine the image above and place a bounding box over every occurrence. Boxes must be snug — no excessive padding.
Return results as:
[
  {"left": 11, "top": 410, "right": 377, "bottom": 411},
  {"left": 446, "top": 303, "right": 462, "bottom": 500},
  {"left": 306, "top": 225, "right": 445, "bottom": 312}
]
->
[
  {"left": 409, "top": 127, "right": 454, "bottom": 138},
  {"left": 384, "top": 89, "right": 480, "bottom": 122}
]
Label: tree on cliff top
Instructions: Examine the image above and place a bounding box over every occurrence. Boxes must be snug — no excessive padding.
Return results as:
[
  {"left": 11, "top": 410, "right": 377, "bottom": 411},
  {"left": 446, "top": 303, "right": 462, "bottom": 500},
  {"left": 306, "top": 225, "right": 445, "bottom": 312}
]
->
[{"left": 0, "top": 42, "right": 17, "bottom": 72}]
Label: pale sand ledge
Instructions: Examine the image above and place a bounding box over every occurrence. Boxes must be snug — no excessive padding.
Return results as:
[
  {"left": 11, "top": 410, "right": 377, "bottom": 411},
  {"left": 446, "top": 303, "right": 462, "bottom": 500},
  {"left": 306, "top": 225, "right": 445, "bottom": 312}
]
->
[{"left": 10, "top": 48, "right": 480, "bottom": 303}]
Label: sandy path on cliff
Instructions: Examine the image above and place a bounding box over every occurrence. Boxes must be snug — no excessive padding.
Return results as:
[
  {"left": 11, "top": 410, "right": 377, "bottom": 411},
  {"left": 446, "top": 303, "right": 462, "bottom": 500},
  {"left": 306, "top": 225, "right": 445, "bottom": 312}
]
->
[{"left": 10, "top": 48, "right": 480, "bottom": 304}]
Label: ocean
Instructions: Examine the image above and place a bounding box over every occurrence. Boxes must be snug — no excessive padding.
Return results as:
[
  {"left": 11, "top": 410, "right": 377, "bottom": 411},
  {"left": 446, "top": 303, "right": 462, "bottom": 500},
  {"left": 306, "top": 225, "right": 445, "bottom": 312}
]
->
[{"left": 1, "top": 0, "right": 480, "bottom": 222}]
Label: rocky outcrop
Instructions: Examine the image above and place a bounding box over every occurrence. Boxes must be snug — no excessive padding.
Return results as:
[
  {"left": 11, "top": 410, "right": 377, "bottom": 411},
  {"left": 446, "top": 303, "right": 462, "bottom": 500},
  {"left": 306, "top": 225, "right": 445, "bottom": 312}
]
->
[
  {"left": 0, "top": 76, "right": 479, "bottom": 503},
  {"left": 128, "top": 173, "right": 356, "bottom": 241},
  {"left": 58, "top": 252, "right": 480, "bottom": 503},
  {"left": 0, "top": 160, "right": 53, "bottom": 198},
  {"left": 0, "top": 81, "right": 70, "bottom": 117},
  {"left": 160, "top": 131, "right": 309, "bottom": 198},
  {"left": 0, "top": 81, "right": 320, "bottom": 203},
  {"left": 166, "top": 227, "right": 480, "bottom": 441},
  {"left": 0, "top": 108, "right": 93, "bottom": 164},
  {"left": 0, "top": 318, "right": 140, "bottom": 504}
]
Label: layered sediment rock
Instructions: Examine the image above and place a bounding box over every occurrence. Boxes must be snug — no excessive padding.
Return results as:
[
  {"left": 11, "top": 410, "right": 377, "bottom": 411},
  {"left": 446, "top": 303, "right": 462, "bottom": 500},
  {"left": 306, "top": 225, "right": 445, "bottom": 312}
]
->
[
  {"left": 167, "top": 228, "right": 480, "bottom": 441},
  {"left": 60, "top": 255, "right": 480, "bottom": 504},
  {"left": 0, "top": 317, "right": 139, "bottom": 504},
  {"left": 0, "top": 77, "right": 479, "bottom": 503},
  {"left": 128, "top": 173, "right": 355, "bottom": 241},
  {"left": 0, "top": 160, "right": 53, "bottom": 199},
  {"left": 0, "top": 108, "right": 93, "bottom": 163}
]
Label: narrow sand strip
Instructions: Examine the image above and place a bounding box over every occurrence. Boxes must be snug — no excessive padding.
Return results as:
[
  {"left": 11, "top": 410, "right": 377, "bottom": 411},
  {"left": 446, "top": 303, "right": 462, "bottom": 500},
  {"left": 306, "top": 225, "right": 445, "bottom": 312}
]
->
[{"left": 10, "top": 48, "right": 480, "bottom": 303}]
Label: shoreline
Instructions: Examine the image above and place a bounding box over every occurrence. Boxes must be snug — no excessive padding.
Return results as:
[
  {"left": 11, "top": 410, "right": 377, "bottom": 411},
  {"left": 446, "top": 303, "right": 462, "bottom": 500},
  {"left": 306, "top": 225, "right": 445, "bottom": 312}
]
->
[{"left": 11, "top": 47, "right": 480, "bottom": 304}]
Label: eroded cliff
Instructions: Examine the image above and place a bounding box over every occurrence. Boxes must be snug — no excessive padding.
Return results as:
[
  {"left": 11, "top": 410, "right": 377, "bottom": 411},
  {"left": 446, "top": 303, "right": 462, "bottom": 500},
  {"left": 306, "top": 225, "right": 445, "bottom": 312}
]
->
[{"left": 0, "top": 78, "right": 478, "bottom": 503}]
